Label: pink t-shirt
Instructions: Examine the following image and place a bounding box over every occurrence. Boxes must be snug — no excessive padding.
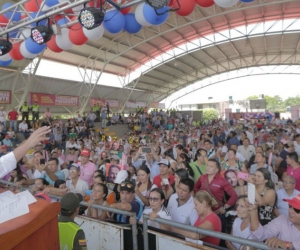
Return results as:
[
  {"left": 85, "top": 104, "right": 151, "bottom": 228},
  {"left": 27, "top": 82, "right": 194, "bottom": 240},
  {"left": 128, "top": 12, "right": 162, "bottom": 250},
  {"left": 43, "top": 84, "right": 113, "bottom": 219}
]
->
[
  {"left": 287, "top": 166, "right": 300, "bottom": 191},
  {"left": 79, "top": 161, "right": 97, "bottom": 187}
]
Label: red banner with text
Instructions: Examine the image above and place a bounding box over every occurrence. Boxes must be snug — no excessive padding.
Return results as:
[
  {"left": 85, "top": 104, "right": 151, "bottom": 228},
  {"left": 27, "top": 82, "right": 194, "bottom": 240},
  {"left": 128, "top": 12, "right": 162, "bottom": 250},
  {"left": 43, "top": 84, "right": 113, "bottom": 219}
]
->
[
  {"left": 30, "top": 93, "right": 79, "bottom": 106},
  {"left": 89, "top": 98, "right": 119, "bottom": 108},
  {"left": 0, "top": 90, "right": 11, "bottom": 104}
]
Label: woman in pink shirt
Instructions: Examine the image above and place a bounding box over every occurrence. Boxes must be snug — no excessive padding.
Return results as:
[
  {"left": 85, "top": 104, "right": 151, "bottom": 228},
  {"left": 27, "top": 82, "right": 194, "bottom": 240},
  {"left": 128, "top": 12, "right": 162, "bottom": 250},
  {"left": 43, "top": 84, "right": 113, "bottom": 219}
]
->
[{"left": 172, "top": 190, "right": 222, "bottom": 246}]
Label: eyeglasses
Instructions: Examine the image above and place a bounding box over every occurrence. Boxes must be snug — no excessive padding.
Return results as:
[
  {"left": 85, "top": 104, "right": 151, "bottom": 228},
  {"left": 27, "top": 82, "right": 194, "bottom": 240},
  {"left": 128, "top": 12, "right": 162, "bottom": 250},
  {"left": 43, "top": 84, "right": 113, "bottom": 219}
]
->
[
  {"left": 148, "top": 197, "right": 160, "bottom": 202},
  {"left": 120, "top": 182, "right": 133, "bottom": 189},
  {"left": 289, "top": 205, "right": 300, "bottom": 214},
  {"left": 283, "top": 181, "right": 294, "bottom": 184}
]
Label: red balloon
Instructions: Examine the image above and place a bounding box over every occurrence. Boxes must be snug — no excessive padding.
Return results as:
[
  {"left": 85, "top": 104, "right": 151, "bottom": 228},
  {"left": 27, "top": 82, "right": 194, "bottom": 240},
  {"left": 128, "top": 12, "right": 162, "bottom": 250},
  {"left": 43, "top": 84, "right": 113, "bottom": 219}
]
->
[
  {"left": 87, "top": 0, "right": 105, "bottom": 7},
  {"left": 0, "top": 15, "right": 8, "bottom": 27},
  {"left": 195, "top": 0, "right": 214, "bottom": 7},
  {"left": 47, "top": 35, "right": 63, "bottom": 53},
  {"left": 174, "top": 0, "right": 195, "bottom": 16},
  {"left": 9, "top": 43, "right": 24, "bottom": 60},
  {"left": 114, "top": 0, "right": 131, "bottom": 15},
  {"left": 24, "top": 0, "right": 41, "bottom": 12},
  {"left": 69, "top": 23, "right": 88, "bottom": 46},
  {"left": 168, "top": 0, "right": 174, "bottom": 7}
]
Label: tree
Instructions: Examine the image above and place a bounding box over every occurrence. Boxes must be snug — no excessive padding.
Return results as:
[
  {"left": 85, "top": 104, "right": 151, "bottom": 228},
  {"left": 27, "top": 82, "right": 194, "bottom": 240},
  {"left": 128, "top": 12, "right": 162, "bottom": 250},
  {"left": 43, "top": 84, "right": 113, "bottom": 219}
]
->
[
  {"left": 284, "top": 96, "right": 300, "bottom": 107},
  {"left": 203, "top": 108, "right": 219, "bottom": 122},
  {"left": 246, "top": 95, "right": 259, "bottom": 100}
]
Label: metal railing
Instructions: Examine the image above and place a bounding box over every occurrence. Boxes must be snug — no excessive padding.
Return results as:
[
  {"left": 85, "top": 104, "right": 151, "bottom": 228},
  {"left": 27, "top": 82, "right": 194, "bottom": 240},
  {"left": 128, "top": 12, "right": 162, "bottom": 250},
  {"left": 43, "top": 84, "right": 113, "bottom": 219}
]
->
[
  {"left": 0, "top": 180, "right": 284, "bottom": 250},
  {"left": 142, "top": 214, "right": 282, "bottom": 250}
]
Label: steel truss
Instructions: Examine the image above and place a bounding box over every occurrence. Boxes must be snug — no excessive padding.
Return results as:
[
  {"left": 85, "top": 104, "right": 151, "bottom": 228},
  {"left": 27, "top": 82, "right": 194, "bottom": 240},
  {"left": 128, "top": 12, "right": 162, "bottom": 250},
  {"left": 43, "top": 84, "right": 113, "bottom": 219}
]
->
[
  {"left": 0, "top": 0, "right": 299, "bottom": 111},
  {"left": 166, "top": 65, "right": 300, "bottom": 109}
]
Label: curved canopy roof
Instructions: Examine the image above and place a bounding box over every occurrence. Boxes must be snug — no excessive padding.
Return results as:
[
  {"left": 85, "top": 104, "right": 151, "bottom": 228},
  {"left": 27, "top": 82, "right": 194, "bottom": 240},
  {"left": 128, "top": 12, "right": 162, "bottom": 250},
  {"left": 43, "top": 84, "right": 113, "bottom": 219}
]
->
[{"left": 2, "top": 0, "right": 300, "bottom": 107}]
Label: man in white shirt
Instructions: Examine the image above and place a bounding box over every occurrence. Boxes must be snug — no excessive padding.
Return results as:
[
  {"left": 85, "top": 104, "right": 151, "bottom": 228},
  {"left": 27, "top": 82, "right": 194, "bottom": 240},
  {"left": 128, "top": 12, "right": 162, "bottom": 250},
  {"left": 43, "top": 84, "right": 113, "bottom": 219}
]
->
[
  {"left": 66, "top": 163, "right": 89, "bottom": 196},
  {"left": 19, "top": 119, "right": 30, "bottom": 138},
  {"left": 275, "top": 176, "right": 300, "bottom": 216},
  {"left": 238, "top": 138, "right": 255, "bottom": 162},
  {"left": 167, "top": 178, "right": 198, "bottom": 225},
  {"left": 245, "top": 127, "right": 254, "bottom": 144},
  {"left": 294, "top": 134, "right": 300, "bottom": 157}
]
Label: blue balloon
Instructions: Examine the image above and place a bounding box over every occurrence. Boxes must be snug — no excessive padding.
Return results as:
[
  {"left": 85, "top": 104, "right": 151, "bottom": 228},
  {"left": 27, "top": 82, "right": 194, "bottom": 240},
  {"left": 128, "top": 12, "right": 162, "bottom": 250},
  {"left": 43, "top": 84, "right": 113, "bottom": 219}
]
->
[
  {"left": 104, "top": 10, "right": 125, "bottom": 34},
  {"left": 240, "top": 0, "right": 254, "bottom": 2},
  {"left": 0, "top": 59, "right": 13, "bottom": 67},
  {"left": 45, "top": 0, "right": 59, "bottom": 7},
  {"left": 143, "top": 4, "right": 169, "bottom": 26},
  {"left": 2, "top": 3, "right": 21, "bottom": 21},
  {"left": 9, "top": 30, "right": 19, "bottom": 39},
  {"left": 30, "top": 12, "right": 47, "bottom": 27},
  {"left": 124, "top": 13, "right": 142, "bottom": 34},
  {"left": 57, "top": 18, "right": 69, "bottom": 26},
  {"left": 25, "top": 37, "right": 46, "bottom": 54}
]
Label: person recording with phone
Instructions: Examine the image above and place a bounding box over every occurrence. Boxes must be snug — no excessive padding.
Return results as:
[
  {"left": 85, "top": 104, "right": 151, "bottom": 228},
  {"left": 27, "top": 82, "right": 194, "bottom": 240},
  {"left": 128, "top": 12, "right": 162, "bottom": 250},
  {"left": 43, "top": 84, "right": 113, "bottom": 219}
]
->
[{"left": 22, "top": 158, "right": 65, "bottom": 186}]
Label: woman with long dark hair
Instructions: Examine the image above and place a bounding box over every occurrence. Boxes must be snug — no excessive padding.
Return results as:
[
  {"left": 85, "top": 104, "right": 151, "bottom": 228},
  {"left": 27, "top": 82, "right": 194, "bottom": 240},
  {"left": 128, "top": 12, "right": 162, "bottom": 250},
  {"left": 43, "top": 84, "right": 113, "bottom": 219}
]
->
[
  {"left": 240, "top": 168, "right": 276, "bottom": 225},
  {"left": 135, "top": 165, "right": 157, "bottom": 206},
  {"left": 86, "top": 183, "right": 108, "bottom": 220},
  {"left": 130, "top": 188, "right": 171, "bottom": 230}
]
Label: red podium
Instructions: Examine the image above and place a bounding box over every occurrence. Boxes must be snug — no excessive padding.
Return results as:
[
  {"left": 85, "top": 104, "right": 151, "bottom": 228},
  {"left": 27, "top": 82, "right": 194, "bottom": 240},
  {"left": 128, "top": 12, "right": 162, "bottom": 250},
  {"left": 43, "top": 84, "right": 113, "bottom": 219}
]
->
[{"left": 0, "top": 194, "right": 60, "bottom": 250}]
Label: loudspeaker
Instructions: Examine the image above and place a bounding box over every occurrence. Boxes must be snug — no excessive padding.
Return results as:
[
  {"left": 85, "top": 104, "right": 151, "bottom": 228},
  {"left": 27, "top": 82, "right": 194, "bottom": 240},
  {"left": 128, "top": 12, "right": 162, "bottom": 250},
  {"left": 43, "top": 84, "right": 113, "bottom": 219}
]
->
[{"left": 275, "top": 112, "right": 280, "bottom": 118}]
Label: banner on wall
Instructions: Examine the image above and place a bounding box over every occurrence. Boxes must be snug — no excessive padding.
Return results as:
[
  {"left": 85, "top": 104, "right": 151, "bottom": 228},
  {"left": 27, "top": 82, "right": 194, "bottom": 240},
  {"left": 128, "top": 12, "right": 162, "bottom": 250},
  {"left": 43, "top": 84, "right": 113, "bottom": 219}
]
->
[
  {"left": 126, "top": 101, "right": 137, "bottom": 109},
  {"left": 30, "top": 93, "right": 79, "bottom": 106},
  {"left": 151, "top": 102, "right": 165, "bottom": 109},
  {"left": 90, "top": 98, "right": 120, "bottom": 108},
  {"left": 0, "top": 90, "right": 11, "bottom": 104}
]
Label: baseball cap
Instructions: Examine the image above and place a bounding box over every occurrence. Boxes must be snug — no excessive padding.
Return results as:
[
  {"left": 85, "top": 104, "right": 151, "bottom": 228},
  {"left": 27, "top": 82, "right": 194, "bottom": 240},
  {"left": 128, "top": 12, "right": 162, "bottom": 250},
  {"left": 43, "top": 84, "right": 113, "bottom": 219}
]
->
[
  {"left": 67, "top": 163, "right": 80, "bottom": 171},
  {"left": 114, "top": 170, "right": 128, "bottom": 184},
  {"left": 80, "top": 148, "right": 90, "bottom": 157},
  {"left": 34, "top": 192, "right": 51, "bottom": 202},
  {"left": 1, "top": 145, "right": 7, "bottom": 149},
  {"left": 60, "top": 193, "right": 83, "bottom": 215},
  {"left": 283, "top": 194, "right": 300, "bottom": 210},
  {"left": 120, "top": 180, "right": 134, "bottom": 193},
  {"left": 281, "top": 139, "right": 293, "bottom": 147},
  {"left": 158, "top": 159, "right": 170, "bottom": 167},
  {"left": 111, "top": 155, "right": 120, "bottom": 161}
]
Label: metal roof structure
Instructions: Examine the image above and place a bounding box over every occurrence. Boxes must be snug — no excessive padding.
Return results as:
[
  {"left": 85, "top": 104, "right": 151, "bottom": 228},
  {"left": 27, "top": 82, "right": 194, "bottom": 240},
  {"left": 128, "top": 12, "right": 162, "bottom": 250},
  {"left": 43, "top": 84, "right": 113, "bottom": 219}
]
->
[{"left": 0, "top": 0, "right": 299, "bottom": 113}]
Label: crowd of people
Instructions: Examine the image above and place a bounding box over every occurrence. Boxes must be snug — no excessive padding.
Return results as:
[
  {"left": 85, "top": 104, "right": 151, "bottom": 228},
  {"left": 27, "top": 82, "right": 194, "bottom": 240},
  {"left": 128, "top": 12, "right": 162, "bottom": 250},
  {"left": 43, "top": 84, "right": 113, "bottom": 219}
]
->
[{"left": 1, "top": 107, "right": 300, "bottom": 250}]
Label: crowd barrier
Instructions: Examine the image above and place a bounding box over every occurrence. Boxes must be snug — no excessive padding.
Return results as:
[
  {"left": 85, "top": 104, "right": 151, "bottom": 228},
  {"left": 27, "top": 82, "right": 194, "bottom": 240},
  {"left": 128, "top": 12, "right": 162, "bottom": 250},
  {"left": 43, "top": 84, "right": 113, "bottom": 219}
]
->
[{"left": 0, "top": 180, "right": 284, "bottom": 250}]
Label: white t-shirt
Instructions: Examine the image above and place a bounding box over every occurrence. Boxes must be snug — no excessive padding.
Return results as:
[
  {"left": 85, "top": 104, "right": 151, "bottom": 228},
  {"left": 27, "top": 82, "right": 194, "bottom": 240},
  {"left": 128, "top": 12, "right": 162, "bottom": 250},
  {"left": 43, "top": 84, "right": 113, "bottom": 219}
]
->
[
  {"left": 66, "top": 178, "right": 89, "bottom": 195},
  {"left": 231, "top": 218, "right": 252, "bottom": 250},
  {"left": 0, "top": 152, "right": 16, "bottom": 178},
  {"left": 134, "top": 184, "right": 157, "bottom": 205},
  {"left": 139, "top": 206, "right": 171, "bottom": 229},
  {"left": 167, "top": 193, "right": 197, "bottom": 225},
  {"left": 276, "top": 188, "right": 300, "bottom": 216}
]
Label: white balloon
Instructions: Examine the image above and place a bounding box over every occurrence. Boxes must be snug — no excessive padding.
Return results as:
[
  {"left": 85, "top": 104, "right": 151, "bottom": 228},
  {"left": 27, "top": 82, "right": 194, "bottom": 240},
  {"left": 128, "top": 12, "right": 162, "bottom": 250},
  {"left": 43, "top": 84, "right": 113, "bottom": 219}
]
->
[
  {"left": 214, "top": 0, "right": 239, "bottom": 8},
  {"left": 83, "top": 24, "right": 104, "bottom": 41},
  {"left": 56, "top": 28, "right": 74, "bottom": 50},
  {"left": 20, "top": 28, "right": 31, "bottom": 39},
  {"left": 0, "top": 53, "right": 12, "bottom": 61},
  {"left": 58, "top": 0, "right": 67, "bottom": 2},
  {"left": 20, "top": 41, "right": 37, "bottom": 59},
  {"left": 135, "top": 3, "right": 151, "bottom": 26}
]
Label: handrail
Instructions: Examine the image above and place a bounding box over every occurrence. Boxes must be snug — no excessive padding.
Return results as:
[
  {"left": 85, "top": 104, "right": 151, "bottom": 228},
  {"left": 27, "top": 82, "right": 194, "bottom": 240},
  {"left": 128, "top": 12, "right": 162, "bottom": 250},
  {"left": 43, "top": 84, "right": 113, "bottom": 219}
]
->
[
  {"left": 142, "top": 214, "right": 283, "bottom": 250},
  {"left": 47, "top": 194, "right": 138, "bottom": 250}
]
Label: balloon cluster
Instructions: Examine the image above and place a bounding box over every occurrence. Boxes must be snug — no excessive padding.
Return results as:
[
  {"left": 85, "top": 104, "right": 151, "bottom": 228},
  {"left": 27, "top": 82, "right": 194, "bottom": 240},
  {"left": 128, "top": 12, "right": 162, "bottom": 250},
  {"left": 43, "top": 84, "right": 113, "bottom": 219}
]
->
[{"left": 0, "top": 0, "right": 255, "bottom": 66}]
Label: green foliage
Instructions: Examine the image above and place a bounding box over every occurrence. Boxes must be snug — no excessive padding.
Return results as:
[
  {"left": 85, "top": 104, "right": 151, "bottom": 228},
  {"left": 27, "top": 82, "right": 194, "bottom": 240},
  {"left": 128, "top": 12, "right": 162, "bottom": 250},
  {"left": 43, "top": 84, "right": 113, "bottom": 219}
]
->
[
  {"left": 246, "top": 95, "right": 300, "bottom": 112},
  {"left": 203, "top": 108, "right": 219, "bottom": 122}
]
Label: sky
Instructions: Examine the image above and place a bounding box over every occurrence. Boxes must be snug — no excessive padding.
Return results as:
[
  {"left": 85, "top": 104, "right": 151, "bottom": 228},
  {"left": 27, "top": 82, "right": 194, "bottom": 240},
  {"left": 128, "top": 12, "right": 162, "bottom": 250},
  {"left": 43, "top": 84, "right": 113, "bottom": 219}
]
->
[{"left": 165, "top": 73, "right": 300, "bottom": 108}]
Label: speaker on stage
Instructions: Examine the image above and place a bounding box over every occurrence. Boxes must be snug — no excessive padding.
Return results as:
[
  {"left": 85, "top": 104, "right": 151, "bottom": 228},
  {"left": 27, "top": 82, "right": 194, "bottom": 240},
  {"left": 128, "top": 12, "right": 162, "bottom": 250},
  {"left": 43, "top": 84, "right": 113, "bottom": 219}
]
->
[{"left": 275, "top": 112, "right": 280, "bottom": 119}]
